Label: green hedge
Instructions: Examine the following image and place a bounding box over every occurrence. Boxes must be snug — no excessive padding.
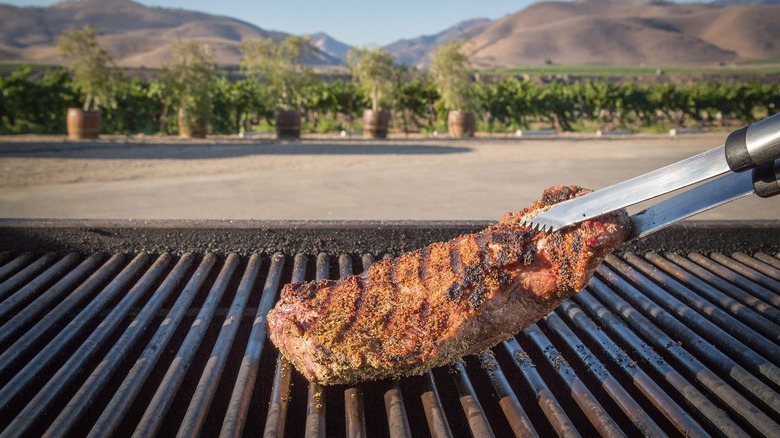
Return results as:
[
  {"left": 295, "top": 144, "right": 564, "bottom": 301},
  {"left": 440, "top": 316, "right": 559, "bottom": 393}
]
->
[{"left": 1, "top": 66, "right": 777, "bottom": 135}]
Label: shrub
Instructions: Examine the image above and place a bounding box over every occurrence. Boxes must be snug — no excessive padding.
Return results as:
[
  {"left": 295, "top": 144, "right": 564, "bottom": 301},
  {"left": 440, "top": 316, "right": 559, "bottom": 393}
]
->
[
  {"left": 347, "top": 46, "right": 395, "bottom": 111},
  {"left": 429, "top": 41, "right": 478, "bottom": 112},
  {"left": 241, "top": 36, "right": 317, "bottom": 112},
  {"left": 57, "top": 25, "right": 118, "bottom": 111},
  {"left": 159, "top": 40, "right": 217, "bottom": 132}
]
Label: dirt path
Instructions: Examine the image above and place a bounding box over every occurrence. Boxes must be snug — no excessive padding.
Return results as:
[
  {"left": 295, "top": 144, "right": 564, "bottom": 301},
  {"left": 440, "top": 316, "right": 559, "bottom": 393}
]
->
[{"left": 1, "top": 133, "right": 777, "bottom": 221}]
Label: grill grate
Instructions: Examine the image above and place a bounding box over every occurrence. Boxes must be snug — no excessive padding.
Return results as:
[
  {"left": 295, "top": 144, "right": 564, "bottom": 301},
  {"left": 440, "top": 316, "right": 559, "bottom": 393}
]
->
[{"left": 0, "top": 247, "right": 778, "bottom": 437}]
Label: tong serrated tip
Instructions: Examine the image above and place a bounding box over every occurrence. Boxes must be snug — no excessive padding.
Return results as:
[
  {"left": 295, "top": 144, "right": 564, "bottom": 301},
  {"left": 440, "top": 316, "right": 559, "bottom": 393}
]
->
[{"left": 520, "top": 217, "right": 558, "bottom": 233}]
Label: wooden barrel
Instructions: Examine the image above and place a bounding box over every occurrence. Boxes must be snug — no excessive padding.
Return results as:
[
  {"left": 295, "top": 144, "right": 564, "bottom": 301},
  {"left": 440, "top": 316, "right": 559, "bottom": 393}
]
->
[
  {"left": 66, "top": 108, "right": 101, "bottom": 139},
  {"left": 276, "top": 110, "right": 302, "bottom": 139},
  {"left": 447, "top": 111, "right": 476, "bottom": 138},
  {"left": 363, "top": 109, "right": 390, "bottom": 139},
  {"left": 178, "top": 108, "right": 207, "bottom": 138}
]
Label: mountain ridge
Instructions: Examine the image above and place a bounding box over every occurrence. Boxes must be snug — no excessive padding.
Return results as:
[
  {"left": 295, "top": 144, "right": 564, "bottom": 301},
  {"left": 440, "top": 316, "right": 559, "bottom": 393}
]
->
[
  {"left": 465, "top": 0, "right": 780, "bottom": 67},
  {"left": 1, "top": 0, "right": 779, "bottom": 69}
]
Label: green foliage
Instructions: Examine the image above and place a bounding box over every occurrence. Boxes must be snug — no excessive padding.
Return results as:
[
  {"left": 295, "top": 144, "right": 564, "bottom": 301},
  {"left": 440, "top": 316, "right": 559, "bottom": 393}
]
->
[
  {"left": 2, "top": 66, "right": 779, "bottom": 135},
  {"left": 429, "top": 41, "right": 478, "bottom": 112},
  {"left": 159, "top": 40, "right": 217, "bottom": 129},
  {"left": 304, "top": 79, "right": 364, "bottom": 132},
  {"left": 241, "top": 36, "right": 316, "bottom": 111},
  {"left": 0, "top": 66, "right": 77, "bottom": 134},
  {"left": 210, "top": 77, "right": 272, "bottom": 135},
  {"left": 391, "top": 70, "right": 437, "bottom": 134},
  {"left": 347, "top": 46, "right": 395, "bottom": 111},
  {"left": 313, "top": 116, "right": 343, "bottom": 133},
  {"left": 101, "top": 77, "right": 165, "bottom": 134},
  {"left": 57, "top": 25, "right": 118, "bottom": 111}
]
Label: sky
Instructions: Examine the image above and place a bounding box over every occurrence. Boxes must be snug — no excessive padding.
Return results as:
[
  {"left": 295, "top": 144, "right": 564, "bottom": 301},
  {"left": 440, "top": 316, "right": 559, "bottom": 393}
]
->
[{"left": 5, "top": 0, "right": 529, "bottom": 46}]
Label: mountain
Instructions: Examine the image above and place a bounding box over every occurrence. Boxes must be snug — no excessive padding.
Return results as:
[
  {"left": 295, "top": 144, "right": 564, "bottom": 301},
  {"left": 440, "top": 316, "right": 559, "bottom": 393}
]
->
[
  {"left": 385, "top": 18, "right": 492, "bottom": 68},
  {"left": 307, "top": 32, "right": 351, "bottom": 62},
  {"left": 0, "top": 0, "right": 341, "bottom": 67},
  {"left": 713, "top": 0, "right": 779, "bottom": 4},
  {"left": 464, "top": 0, "right": 780, "bottom": 68},
  {"left": 1, "top": 0, "right": 778, "bottom": 69}
]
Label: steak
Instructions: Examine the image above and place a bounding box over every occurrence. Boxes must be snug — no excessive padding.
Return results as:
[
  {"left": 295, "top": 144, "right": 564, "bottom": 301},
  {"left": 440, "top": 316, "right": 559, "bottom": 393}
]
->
[{"left": 267, "top": 186, "right": 631, "bottom": 385}]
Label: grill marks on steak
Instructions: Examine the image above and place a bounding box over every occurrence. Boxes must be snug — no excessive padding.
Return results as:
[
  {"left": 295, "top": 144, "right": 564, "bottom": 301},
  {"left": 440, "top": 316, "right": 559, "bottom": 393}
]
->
[{"left": 267, "top": 186, "right": 631, "bottom": 385}]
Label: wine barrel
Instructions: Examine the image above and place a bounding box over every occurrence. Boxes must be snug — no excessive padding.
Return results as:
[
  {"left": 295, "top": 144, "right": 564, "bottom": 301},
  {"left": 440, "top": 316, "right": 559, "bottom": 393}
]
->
[
  {"left": 178, "top": 108, "right": 207, "bottom": 139},
  {"left": 363, "top": 109, "right": 390, "bottom": 139},
  {"left": 276, "top": 110, "right": 302, "bottom": 140},
  {"left": 66, "top": 108, "right": 101, "bottom": 139},
  {"left": 447, "top": 111, "right": 476, "bottom": 138}
]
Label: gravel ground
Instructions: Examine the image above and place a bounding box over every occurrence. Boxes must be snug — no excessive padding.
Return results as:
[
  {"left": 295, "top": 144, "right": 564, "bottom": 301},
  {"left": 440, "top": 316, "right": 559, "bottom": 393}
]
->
[{"left": 1, "top": 132, "right": 778, "bottom": 221}]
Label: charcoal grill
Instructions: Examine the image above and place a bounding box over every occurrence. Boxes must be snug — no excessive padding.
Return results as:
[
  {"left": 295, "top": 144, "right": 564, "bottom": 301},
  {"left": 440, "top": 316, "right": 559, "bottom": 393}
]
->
[{"left": 0, "top": 219, "right": 778, "bottom": 437}]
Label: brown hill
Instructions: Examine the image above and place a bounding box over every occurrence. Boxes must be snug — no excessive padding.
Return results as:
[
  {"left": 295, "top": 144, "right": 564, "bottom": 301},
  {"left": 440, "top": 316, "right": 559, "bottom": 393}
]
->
[
  {"left": 385, "top": 18, "right": 492, "bottom": 68},
  {"left": 0, "top": 0, "right": 339, "bottom": 67},
  {"left": 465, "top": 0, "right": 780, "bottom": 68},
  {"left": 2, "top": 0, "right": 779, "bottom": 69}
]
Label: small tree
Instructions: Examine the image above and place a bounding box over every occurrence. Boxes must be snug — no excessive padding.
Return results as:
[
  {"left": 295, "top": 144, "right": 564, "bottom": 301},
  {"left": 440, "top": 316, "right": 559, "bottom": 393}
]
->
[
  {"left": 57, "top": 25, "right": 117, "bottom": 111},
  {"left": 240, "top": 36, "right": 315, "bottom": 111},
  {"left": 429, "top": 41, "right": 477, "bottom": 112},
  {"left": 347, "top": 46, "right": 395, "bottom": 112},
  {"left": 160, "top": 40, "right": 217, "bottom": 135}
]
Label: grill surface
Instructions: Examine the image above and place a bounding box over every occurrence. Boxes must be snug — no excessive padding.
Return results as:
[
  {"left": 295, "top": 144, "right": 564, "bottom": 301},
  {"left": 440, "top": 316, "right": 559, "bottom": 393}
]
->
[{"left": 0, "top": 221, "right": 779, "bottom": 437}]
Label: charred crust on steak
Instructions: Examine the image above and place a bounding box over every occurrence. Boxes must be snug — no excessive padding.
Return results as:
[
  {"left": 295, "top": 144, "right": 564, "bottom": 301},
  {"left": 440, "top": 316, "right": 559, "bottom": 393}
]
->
[{"left": 447, "top": 282, "right": 464, "bottom": 300}]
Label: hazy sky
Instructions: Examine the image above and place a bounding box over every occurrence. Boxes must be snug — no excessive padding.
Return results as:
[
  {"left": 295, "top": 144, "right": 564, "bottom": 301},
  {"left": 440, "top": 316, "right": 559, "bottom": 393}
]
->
[{"left": 6, "top": 0, "right": 528, "bottom": 46}]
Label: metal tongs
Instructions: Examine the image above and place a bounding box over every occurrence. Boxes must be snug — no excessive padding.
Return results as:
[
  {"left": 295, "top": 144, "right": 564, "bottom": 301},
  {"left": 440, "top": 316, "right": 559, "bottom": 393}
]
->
[{"left": 525, "top": 113, "right": 780, "bottom": 239}]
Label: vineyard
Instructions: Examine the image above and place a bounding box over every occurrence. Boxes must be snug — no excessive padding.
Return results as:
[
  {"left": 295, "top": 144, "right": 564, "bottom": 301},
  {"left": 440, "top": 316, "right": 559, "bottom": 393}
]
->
[{"left": 1, "top": 65, "right": 778, "bottom": 136}]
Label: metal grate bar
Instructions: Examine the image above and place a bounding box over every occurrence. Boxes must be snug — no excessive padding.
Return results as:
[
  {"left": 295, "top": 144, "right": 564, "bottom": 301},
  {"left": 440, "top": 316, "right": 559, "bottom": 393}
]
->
[
  {"left": 733, "top": 252, "right": 780, "bottom": 279},
  {"left": 0, "top": 252, "right": 12, "bottom": 271},
  {"left": 419, "top": 371, "right": 453, "bottom": 438},
  {"left": 449, "top": 360, "right": 495, "bottom": 437},
  {"left": 176, "top": 253, "right": 245, "bottom": 437},
  {"left": 476, "top": 349, "right": 538, "bottom": 437},
  {"left": 0, "top": 253, "right": 144, "bottom": 413},
  {"left": 665, "top": 252, "right": 780, "bottom": 322},
  {"left": 620, "top": 254, "right": 780, "bottom": 364},
  {"left": 132, "top": 252, "right": 235, "bottom": 437},
  {"left": 601, "top": 258, "right": 780, "bottom": 393},
  {"left": 503, "top": 337, "right": 582, "bottom": 437},
  {"left": 592, "top": 266, "right": 779, "bottom": 437},
  {"left": 8, "top": 253, "right": 172, "bottom": 437},
  {"left": 47, "top": 253, "right": 195, "bottom": 437},
  {"left": 0, "top": 253, "right": 105, "bottom": 354},
  {"left": 220, "top": 252, "right": 285, "bottom": 437},
  {"left": 557, "top": 299, "right": 708, "bottom": 437},
  {"left": 0, "top": 252, "right": 57, "bottom": 302},
  {"left": 756, "top": 252, "right": 780, "bottom": 270},
  {"left": 339, "top": 254, "right": 368, "bottom": 438},
  {"left": 263, "top": 253, "right": 308, "bottom": 437},
  {"left": 109, "top": 253, "right": 217, "bottom": 437},
  {"left": 688, "top": 252, "right": 780, "bottom": 308},
  {"left": 383, "top": 381, "right": 412, "bottom": 438},
  {"left": 573, "top": 286, "right": 751, "bottom": 437},
  {"left": 305, "top": 253, "right": 330, "bottom": 437},
  {"left": 540, "top": 311, "right": 668, "bottom": 437},
  {"left": 0, "top": 252, "right": 79, "bottom": 321},
  {"left": 0, "top": 252, "right": 34, "bottom": 284},
  {"left": 711, "top": 253, "right": 780, "bottom": 294},
  {"left": 264, "top": 355, "right": 293, "bottom": 437},
  {"left": 644, "top": 252, "right": 780, "bottom": 339},
  {"left": 523, "top": 323, "right": 624, "bottom": 437}
]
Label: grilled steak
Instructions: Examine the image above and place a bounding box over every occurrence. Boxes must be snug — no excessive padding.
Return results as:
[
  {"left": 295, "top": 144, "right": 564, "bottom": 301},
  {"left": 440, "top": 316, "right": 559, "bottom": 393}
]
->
[{"left": 267, "top": 186, "right": 631, "bottom": 385}]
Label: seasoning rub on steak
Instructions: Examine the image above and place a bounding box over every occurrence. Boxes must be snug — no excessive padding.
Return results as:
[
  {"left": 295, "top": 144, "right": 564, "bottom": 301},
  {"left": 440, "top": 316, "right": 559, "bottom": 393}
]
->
[{"left": 267, "top": 186, "right": 631, "bottom": 385}]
